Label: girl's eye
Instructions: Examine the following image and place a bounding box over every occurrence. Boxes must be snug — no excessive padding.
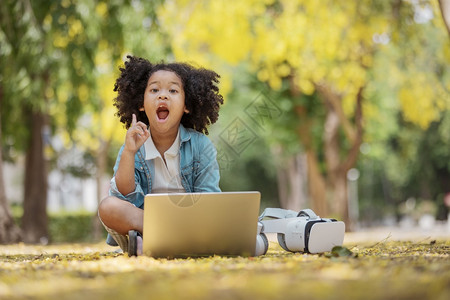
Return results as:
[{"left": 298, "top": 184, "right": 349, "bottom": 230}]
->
[
  {"left": 169, "top": 89, "right": 178, "bottom": 93},
  {"left": 150, "top": 88, "right": 158, "bottom": 93}
]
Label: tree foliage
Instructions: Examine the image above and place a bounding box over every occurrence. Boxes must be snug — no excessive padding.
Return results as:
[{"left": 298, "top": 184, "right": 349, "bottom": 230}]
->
[{"left": 159, "top": 0, "right": 449, "bottom": 138}]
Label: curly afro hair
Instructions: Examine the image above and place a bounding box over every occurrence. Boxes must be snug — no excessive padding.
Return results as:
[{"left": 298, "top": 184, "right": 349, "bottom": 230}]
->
[{"left": 113, "top": 55, "right": 224, "bottom": 135}]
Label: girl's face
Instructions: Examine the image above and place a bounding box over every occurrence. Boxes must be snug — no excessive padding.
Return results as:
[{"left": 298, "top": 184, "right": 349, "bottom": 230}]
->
[{"left": 140, "top": 70, "right": 188, "bottom": 136}]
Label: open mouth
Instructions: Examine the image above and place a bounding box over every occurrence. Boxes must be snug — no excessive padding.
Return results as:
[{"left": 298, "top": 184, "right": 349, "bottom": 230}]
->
[{"left": 156, "top": 105, "right": 169, "bottom": 121}]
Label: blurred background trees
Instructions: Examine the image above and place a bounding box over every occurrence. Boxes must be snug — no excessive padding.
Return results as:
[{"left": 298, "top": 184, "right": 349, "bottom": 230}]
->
[{"left": 0, "top": 0, "right": 449, "bottom": 243}]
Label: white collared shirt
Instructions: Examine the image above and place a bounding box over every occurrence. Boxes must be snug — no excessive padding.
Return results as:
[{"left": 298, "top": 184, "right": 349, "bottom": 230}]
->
[{"left": 143, "top": 130, "right": 186, "bottom": 193}]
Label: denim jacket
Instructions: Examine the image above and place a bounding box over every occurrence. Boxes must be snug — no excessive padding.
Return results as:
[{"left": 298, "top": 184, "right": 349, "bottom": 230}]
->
[{"left": 109, "top": 124, "right": 221, "bottom": 209}]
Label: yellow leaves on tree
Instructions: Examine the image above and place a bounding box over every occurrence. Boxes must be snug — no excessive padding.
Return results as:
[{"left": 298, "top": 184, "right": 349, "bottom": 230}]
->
[
  {"left": 399, "top": 74, "right": 449, "bottom": 130},
  {"left": 50, "top": 44, "right": 126, "bottom": 152},
  {"left": 159, "top": 0, "right": 381, "bottom": 112},
  {"left": 95, "top": 2, "right": 108, "bottom": 19},
  {"left": 93, "top": 46, "right": 126, "bottom": 147},
  {"left": 159, "top": 0, "right": 448, "bottom": 131},
  {"left": 95, "top": 71, "right": 125, "bottom": 145},
  {"left": 159, "top": 0, "right": 258, "bottom": 97},
  {"left": 51, "top": 14, "right": 86, "bottom": 49}
]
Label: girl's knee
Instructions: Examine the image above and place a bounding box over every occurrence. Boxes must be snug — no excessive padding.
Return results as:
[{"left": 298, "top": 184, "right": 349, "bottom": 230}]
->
[{"left": 98, "top": 196, "right": 119, "bottom": 218}]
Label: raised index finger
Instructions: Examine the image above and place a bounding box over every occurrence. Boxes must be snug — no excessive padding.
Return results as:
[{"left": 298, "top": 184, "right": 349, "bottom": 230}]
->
[{"left": 131, "top": 113, "right": 137, "bottom": 126}]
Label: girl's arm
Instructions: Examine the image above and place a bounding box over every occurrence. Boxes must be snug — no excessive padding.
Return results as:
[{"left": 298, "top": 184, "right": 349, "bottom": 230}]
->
[{"left": 115, "top": 114, "right": 150, "bottom": 195}]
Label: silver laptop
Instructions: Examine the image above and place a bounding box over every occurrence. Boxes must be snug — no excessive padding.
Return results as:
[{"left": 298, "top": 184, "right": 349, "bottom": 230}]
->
[{"left": 142, "top": 191, "right": 260, "bottom": 258}]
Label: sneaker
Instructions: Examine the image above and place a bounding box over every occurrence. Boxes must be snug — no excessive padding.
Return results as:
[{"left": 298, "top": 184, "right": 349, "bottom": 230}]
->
[
  {"left": 137, "top": 235, "right": 143, "bottom": 256},
  {"left": 128, "top": 230, "right": 143, "bottom": 256}
]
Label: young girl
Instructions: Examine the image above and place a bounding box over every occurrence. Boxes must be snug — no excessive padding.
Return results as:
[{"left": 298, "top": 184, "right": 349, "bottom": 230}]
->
[{"left": 98, "top": 55, "right": 224, "bottom": 255}]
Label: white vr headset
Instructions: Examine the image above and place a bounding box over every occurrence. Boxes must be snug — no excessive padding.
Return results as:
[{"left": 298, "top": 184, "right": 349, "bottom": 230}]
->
[{"left": 255, "top": 208, "right": 345, "bottom": 256}]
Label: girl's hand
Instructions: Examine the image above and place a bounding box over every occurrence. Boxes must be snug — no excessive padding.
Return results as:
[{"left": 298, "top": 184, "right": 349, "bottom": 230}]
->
[{"left": 124, "top": 114, "right": 150, "bottom": 154}]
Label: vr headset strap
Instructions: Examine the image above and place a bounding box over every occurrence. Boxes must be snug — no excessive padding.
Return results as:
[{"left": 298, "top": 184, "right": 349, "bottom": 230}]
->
[
  {"left": 297, "top": 209, "right": 319, "bottom": 220},
  {"left": 258, "top": 208, "right": 298, "bottom": 221}
]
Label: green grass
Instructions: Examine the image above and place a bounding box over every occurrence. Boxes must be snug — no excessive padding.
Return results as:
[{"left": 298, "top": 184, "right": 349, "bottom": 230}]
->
[{"left": 0, "top": 240, "right": 449, "bottom": 300}]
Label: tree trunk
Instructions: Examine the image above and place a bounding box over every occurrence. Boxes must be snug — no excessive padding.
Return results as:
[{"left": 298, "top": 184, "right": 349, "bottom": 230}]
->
[
  {"left": 323, "top": 107, "right": 348, "bottom": 221},
  {"left": 322, "top": 109, "right": 352, "bottom": 228},
  {"left": 306, "top": 150, "right": 328, "bottom": 217},
  {"left": 285, "top": 77, "right": 363, "bottom": 228},
  {"left": 275, "top": 148, "right": 308, "bottom": 211},
  {"left": 293, "top": 105, "right": 329, "bottom": 217},
  {"left": 317, "top": 84, "right": 364, "bottom": 230},
  {"left": 21, "top": 108, "right": 49, "bottom": 243},
  {"left": 0, "top": 84, "right": 22, "bottom": 243},
  {"left": 328, "top": 170, "right": 350, "bottom": 227}
]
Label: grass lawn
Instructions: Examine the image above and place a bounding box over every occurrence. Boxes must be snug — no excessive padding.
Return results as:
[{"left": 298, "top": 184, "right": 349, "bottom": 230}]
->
[{"left": 0, "top": 232, "right": 449, "bottom": 300}]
